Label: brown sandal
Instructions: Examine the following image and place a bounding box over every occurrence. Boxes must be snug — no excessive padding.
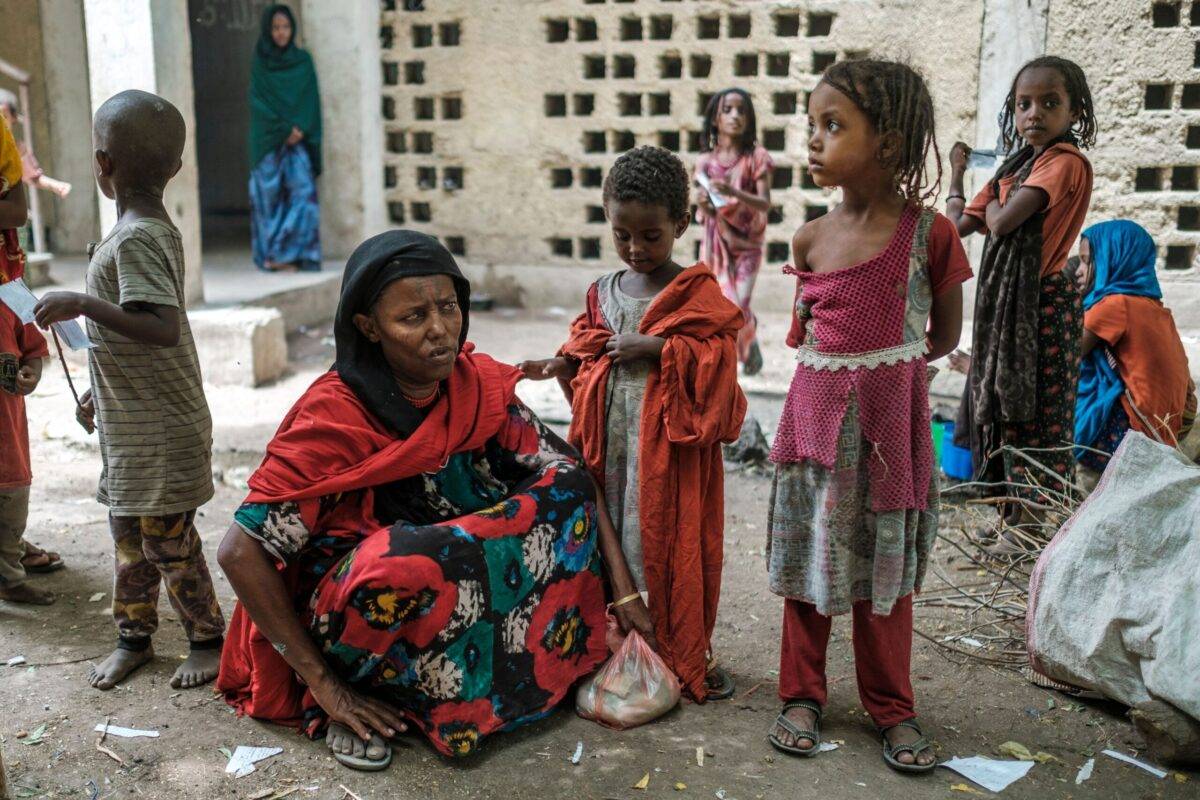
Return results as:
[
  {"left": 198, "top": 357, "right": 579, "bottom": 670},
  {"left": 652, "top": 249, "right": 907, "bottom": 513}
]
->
[{"left": 21, "top": 542, "right": 64, "bottom": 574}]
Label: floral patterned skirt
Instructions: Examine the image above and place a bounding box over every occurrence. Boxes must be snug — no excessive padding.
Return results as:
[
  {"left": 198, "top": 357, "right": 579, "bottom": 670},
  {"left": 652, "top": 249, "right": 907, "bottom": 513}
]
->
[{"left": 304, "top": 460, "right": 608, "bottom": 757}]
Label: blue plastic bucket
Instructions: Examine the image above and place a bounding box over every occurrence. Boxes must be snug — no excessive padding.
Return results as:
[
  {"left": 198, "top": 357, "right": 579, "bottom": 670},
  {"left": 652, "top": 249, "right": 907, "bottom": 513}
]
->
[{"left": 940, "top": 421, "right": 974, "bottom": 481}]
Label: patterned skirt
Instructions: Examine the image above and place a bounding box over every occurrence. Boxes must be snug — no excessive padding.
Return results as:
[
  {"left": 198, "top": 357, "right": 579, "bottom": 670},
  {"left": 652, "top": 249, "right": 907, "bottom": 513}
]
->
[
  {"left": 249, "top": 144, "right": 322, "bottom": 272},
  {"left": 304, "top": 460, "right": 608, "bottom": 757}
]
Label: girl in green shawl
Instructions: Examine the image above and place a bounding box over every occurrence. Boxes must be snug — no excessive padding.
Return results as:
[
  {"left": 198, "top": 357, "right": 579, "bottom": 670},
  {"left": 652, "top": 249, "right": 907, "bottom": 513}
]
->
[{"left": 248, "top": 4, "right": 322, "bottom": 272}]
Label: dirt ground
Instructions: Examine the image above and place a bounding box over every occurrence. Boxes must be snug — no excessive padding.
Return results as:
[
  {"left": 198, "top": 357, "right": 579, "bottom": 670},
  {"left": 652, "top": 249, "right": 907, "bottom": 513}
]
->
[{"left": 1, "top": 314, "right": 1194, "bottom": 800}]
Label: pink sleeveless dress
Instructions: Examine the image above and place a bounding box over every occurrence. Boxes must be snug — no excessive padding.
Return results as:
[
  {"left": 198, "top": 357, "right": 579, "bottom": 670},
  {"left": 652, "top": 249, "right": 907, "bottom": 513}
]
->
[{"left": 767, "top": 206, "right": 939, "bottom": 616}]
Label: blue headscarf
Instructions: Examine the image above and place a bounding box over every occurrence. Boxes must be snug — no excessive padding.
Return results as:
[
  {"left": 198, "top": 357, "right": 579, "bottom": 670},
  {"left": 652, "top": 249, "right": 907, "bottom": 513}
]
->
[{"left": 1074, "top": 221, "right": 1162, "bottom": 455}]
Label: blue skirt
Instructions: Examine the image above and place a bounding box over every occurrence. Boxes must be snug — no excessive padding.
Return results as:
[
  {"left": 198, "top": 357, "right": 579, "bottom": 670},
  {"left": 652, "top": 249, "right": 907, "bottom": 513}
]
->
[{"left": 249, "top": 144, "right": 321, "bottom": 272}]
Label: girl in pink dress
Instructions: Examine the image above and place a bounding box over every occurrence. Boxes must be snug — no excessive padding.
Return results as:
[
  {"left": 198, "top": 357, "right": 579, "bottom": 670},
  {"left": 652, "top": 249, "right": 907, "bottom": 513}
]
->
[
  {"left": 693, "top": 89, "right": 773, "bottom": 375},
  {"left": 765, "top": 60, "right": 972, "bottom": 775}
]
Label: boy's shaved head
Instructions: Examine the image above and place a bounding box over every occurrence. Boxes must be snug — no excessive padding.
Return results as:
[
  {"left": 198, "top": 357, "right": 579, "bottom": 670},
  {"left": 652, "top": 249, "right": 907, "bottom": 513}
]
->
[{"left": 94, "top": 90, "right": 185, "bottom": 189}]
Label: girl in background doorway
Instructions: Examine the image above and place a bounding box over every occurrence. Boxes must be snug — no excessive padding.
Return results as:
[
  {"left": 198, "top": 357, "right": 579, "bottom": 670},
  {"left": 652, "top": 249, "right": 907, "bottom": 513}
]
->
[{"left": 694, "top": 89, "right": 773, "bottom": 375}]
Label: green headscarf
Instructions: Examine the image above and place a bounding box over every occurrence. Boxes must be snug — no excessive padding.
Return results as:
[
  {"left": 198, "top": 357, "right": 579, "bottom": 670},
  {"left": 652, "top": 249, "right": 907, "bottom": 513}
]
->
[{"left": 249, "top": 4, "right": 322, "bottom": 175}]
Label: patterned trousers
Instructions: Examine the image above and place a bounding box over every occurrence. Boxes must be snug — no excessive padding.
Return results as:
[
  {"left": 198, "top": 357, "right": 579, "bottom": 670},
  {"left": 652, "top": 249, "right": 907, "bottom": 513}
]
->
[{"left": 109, "top": 511, "right": 225, "bottom": 644}]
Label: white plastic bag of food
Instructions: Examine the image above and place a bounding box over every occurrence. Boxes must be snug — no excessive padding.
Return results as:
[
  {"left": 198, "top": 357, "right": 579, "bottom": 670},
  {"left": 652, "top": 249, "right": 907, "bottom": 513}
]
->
[{"left": 576, "top": 629, "right": 680, "bottom": 729}]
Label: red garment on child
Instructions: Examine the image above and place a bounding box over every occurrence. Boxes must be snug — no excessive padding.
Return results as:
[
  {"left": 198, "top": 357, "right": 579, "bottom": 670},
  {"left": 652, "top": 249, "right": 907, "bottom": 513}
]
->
[
  {"left": 779, "top": 594, "right": 915, "bottom": 728},
  {"left": 0, "top": 304, "right": 48, "bottom": 489},
  {"left": 562, "top": 266, "right": 747, "bottom": 701}
]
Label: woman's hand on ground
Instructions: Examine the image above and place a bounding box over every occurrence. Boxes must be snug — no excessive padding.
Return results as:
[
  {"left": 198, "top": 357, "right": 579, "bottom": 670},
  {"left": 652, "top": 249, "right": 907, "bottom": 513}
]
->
[
  {"left": 950, "top": 141, "right": 971, "bottom": 174},
  {"left": 605, "top": 334, "right": 665, "bottom": 365},
  {"left": 286, "top": 126, "right": 304, "bottom": 146},
  {"left": 613, "top": 596, "right": 658, "bottom": 651},
  {"left": 310, "top": 674, "right": 408, "bottom": 743},
  {"left": 518, "top": 357, "right": 571, "bottom": 381}
]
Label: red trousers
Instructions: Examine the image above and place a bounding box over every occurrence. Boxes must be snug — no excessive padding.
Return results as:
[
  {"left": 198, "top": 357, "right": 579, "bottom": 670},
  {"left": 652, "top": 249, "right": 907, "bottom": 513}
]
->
[{"left": 778, "top": 594, "right": 915, "bottom": 728}]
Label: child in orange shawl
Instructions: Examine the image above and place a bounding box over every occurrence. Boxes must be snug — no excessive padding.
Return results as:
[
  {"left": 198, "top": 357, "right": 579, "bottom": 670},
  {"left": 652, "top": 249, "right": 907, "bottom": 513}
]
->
[{"left": 522, "top": 147, "right": 747, "bottom": 702}]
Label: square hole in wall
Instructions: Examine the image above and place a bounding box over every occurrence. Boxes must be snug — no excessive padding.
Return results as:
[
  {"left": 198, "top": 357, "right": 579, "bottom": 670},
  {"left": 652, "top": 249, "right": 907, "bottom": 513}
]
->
[
  {"left": 686, "top": 130, "right": 702, "bottom": 152},
  {"left": 619, "top": 92, "right": 643, "bottom": 116},
  {"left": 386, "top": 130, "right": 406, "bottom": 153},
  {"left": 1178, "top": 205, "right": 1200, "bottom": 229},
  {"left": 583, "top": 0, "right": 604, "bottom": 4},
  {"left": 1193, "top": 1, "right": 1200, "bottom": 24},
  {"left": 1184, "top": 83, "right": 1200, "bottom": 108},
  {"left": 587, "top": 205, "right": 607, "bottom": 223},
  {"left": 579, "top": 237, "right": 602, "bottom": 259},
  {"left": 767, "top": 241, "right": 791, "bottom": 262},
  {"left": 763, "top": 128, "right": 786, "bottom": 151},
  {"left": 445, "top": 236, "right": 465, "bottom": 256},
  {"left": 1166, "top": 244, "right": 1195, "bottom": 269},
  {"left": 416, "top": 166, "right": 436, "bottom": 188},
  {"left": 412, "top": 24, "right": 433, "bottom": 47},
  {"left": 806, "top": 205, "right": 828, "bottom": 221},
  {"left": 381, "top": 25, "right": 395, "bottom": 49},
  {"left": 613, "top": 55, "right": 636, "bottom": 78},
  {"left": 1146, "top": 83, "right": 1174, "bottom": 110},
  {"left": 658, "top": 130, "right": 681, "bottom": 150},
  {"left": 1188, "top": 125, "right": 1200, "bottom": 148},
  {"left": 584, "top": 55, "right": 607, "bottom": 79},
  {"left": 812, "top": 51, "right": 837, "bottom": 73},
  {"left": 414, "top": 96, "right": 435, "bottom": 119},
  {"left": 439, "top": 22, "right": 461, "bottom": 46},
  {"left": 1173, "top": 166, "right": 1198, "bottom": 190},
  {"left": 698, "top": 16, "right": 720, "bottom": 39},
  {"left": 580, "top": 167, "right": 603, "bottom": 187},
  {"left": 382, "top": 96, "right": 396, "bottom": 120},
  {"left": 411, "top": 202, "right": 431, "bottom": 222},
  {"left": 545, "top": 94, "right": 567, "bottom": 117},
  {"left": 650, "top": 15, "right": 673, "bottom": 40},
  {"left": 576, "top": 17, "right": 598, "bottom": 41},
  {"left": 808, "top": 11, "right": 835, "bottom": 36},
  {"left": 660, "top": 54, "right": 683, "bottom": 79},
  {"left": 1135, "top": 167, "right": 1163, "bottom": 191},
  {"left": 774, "top": 12, "right": 801, "bottom": 37},
  {"left": 772, "top": 166, "right": 794, "bottom": 189},
  {"left": 441, "top": 96, "right": 463, "bottom": 119},
  {"left": 801, "top": 169, "right": 819, "bottom": 189},
  {"left": 1194, "top": 42, "right": 1200, "bottom": 68},
  {"left": 613, "top": 130, "right": 636, "bottom": 151},
  {"left": 384, "top": 165, "right": 397, "bottom": 188},
  {"left": 550, "top": 238, "right": 573, "bottom": 257},
  {"left": 546, "top": 18, "right": 570, "bottom": 43},
  {"left": 697, "top": 91, "right": 715, "bottom": 115},
  {"left": 387, "top": 201, "right": 405, "bottom": 223},
  {"left": 413, "top": 131, "right": 433, "bottom": 153},
  {"left": 767, "top": 53, "right": 791, "bottom": 77},
  {"left": 649, "top": 92, "right": 671, "bottom": 115},
  {"left": 443, "top": 166, "right": 464, "bottom": 190},
  {"left": 694, "top": 240, "right": 702, "bottom": 260},
  {"left": 729, "top": 14, "right": 752, "bottom": 38},
  {"left": 551, "top": 168, "right": 574, "bottom": 188},
  {"left": 768, "top": 205, "right": 785, "bottom": 224},
  {"left": 734, "top": 53, "right": 759, "bottom": 77},
  {"left": 383, "top": 62, "right": 399, "bottom": 85},
  {"left": 1153, "top": 1, "right": 1182, "bottom": 26},
  {"left": 690, "top": 54, "right": 712, "bottom": 78},
  {"left": 584, "top": 131, "right": 607, "bottom": 152},
  {"left": 620, "top": 17, "right": 643, "bottom": 40},
  {"left": 405, "top": 61, "right": 425, "bottom": 84},
  {"left": 773, "top": 92, "right": 798, "bottom": 115},
  {"left": 573, "top": 93, "right": 595, "bottom": 115}
]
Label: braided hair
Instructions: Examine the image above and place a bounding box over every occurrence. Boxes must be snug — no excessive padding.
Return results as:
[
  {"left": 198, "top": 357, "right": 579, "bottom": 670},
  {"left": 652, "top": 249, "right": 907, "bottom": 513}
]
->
[
  {"left": 998, "top": 56, "right": 1096, "bottom": 152},
  {"left": 820, "top": 59, "right": 942, "bottom": 205},
  {"left": 700, "top": 88, "right": 758, "bottom": 154},
  {"left": 602, "top": 145, "right": 690, "bottom": 220}
]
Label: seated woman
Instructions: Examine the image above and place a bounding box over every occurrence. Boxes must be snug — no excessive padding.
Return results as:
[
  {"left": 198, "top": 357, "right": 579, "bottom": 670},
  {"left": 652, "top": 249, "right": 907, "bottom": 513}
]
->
[
  {"left": 1074, "top": 220, "right": 1196, "bottom": 483},
  {"left": 216, "top": 231, "right": 654, "bottom": 768}
]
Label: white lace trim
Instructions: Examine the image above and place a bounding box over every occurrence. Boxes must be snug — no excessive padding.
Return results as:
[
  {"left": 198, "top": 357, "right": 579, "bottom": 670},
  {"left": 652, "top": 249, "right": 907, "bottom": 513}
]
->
[{"left": 795, "top": 339, "right": 928, "bottom": 372}]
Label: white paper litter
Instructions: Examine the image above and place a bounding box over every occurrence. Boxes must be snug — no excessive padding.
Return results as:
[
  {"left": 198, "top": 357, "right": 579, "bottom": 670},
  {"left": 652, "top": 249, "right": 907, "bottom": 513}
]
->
[
  {"left": 817, "top": 741, "right": 839, "bottom": 753},
  {"left": 225, "top": 745, "right": 284, "bottom": 778},
  {"left": 939, "top": 756, "right": 1035, "bottom": 792},
  {"left": 93, "top": 723, "right": 159, "bottom": 739},
  {"left": 1102, "top": 750, "right": 1167, "bottom": 779},
  {"left": 0, "top": 279, "right": 38, "bottom": 324},
  {"left": 1075, "top": 758, "right": 1095, "bottom": 784},
  {"left": 6, "top": 655, "right": 26, "bottom": 667},
  {"left": 570, "top": 741, "right": 583, "bottom": 765},
  {"left": 89, "top": 593, "right": 106, "bottom": 603}
]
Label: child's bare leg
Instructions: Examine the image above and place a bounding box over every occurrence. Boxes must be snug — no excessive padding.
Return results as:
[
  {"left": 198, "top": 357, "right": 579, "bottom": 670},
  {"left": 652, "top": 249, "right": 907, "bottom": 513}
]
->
[{"left": 89, "top": 640, "right": 154, "bottom": 690}]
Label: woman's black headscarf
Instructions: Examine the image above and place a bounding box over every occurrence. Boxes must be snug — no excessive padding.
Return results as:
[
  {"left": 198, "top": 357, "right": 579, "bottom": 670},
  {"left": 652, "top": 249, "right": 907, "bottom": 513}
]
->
[{"left": 333, "top": 230, "right": 471, "bottom": 436}]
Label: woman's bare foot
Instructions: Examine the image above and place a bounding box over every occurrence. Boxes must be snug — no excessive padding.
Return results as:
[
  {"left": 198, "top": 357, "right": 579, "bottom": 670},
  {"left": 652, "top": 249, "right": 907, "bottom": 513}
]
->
[
  {"left": 0, "top": 582, "right": 55, "bottom": 605},
  {"left": 883, "top": 724, "right": 936, "bottom": 767},
  {"left": 326, "top": 722, "right": 391, "bottom": 768},
  {"left": 772, "top": 704, "right": 819, "bottom": 751},
  {"left": 88, "top": 646, "right": 154, "bottom": 690},
  {"left": 171, "top": 646, "right": 221, "bottom": 689}
]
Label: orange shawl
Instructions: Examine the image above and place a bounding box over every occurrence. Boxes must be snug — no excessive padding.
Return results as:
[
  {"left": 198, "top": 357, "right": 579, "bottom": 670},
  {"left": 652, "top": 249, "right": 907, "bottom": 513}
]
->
[{"left": 561, "top": 265, "right": 747, "bottom": 701}]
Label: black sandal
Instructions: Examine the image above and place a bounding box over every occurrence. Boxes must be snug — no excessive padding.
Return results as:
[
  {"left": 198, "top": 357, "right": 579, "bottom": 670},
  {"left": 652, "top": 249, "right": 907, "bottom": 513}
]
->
[
  {"left": 879, "top": 719, "right": 936, "bottom": 774},
  {"left": 768, "top": 700, "right": 822, "bottom": 757},
  {"left": 705, "top": 664, "right": 736, "bottom": 701}
]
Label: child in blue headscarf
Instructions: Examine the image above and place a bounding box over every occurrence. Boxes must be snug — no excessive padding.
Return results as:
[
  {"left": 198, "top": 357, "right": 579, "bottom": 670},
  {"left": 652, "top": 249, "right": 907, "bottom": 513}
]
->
[{"left": 1074, "top": 220, "right": 1195, "bottom": 478}]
